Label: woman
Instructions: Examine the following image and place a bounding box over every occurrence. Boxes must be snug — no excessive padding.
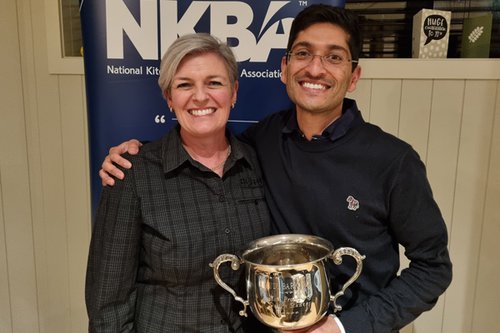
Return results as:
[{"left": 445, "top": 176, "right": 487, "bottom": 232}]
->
[{"left": 85, "top": 33, "right": 271, "bottom": 332}]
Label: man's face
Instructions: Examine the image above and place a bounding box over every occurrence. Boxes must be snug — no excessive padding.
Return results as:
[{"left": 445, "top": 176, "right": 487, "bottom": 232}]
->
[{"left": 281, "top": 22, "right": 361, "bottom": 120}]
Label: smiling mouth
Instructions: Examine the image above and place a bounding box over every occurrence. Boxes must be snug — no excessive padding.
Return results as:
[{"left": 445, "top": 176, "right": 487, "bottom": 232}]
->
[
  {"left": 301, "top": 81, "right": 329, "bottom": 91},
  {"left": 189, "top": 108, "right": 216, "bottom": 116}
]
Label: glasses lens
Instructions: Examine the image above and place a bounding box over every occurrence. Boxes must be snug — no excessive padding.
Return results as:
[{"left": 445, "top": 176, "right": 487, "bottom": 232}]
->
[{"left": 288, "top": 52, "right": 354, "bottom": 66}]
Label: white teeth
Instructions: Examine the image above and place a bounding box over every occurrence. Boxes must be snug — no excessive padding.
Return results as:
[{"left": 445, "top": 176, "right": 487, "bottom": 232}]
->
[
  {"left": 190, "top": 108, "right": 215, "bottom": 116},
  {"left": 302, "top": 82, "right": 327, "bottom": 90}
]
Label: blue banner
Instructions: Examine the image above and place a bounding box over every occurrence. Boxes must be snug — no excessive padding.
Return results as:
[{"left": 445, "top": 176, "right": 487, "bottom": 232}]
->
[{"left": 80, "top": 0, "right": 345, "bottom": 212}]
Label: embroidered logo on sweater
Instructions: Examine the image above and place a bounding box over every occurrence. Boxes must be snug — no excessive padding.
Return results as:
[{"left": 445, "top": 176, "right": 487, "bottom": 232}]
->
[{"left": 346, "top": 196, "right": 359, "bottom": 211}]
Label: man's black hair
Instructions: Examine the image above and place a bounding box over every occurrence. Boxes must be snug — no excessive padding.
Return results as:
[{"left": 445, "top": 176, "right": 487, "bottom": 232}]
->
[{"left": 287, "top": 5, "right": 362, "bottom": 69}]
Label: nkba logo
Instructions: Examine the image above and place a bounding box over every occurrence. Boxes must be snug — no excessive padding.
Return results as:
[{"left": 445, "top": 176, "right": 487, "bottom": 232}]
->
[{"left": 106, "top": 0, "right": 296, "bottom": 62}]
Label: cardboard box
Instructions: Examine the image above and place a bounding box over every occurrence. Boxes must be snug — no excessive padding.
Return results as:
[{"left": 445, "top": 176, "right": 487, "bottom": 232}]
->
[{"left": 412, "top": 9, "right": 452, "bottom": 58}]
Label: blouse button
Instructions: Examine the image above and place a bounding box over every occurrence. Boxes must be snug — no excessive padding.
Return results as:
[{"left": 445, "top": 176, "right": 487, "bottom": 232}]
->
[{"left": 224, "top": 228, "right": 231, "bottom": 234}]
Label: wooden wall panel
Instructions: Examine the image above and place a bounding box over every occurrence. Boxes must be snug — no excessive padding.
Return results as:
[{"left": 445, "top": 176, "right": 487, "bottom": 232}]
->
[
  {"left": 348, "top": 77, "right": 372, "bottom": 120},
  {"left": 360, "top": 78, "right": 415, "bottom": 333},
  {"left": 0, "top": 178, "right": 15, "bottom": 333},
  {"left": 397, "top": 80, "right": 433, "bottom": 333},
  {"left": 32, "top": 49, "right": 72, "bottom": 333},
  {"left": 58, "top": 75, "right": 91, "bottom": 332},
  {"left": 0, "top": 0, "right": 40, "bottom": 332},
  {"left": 0, "top": 172, "right": 13, "bottom": 333},
  {"left": 425, "top": 80, "right": 465, "bottom": 230},
  {"left": 442, "top": 81, "right": 497, "bottom": 333},
  {"left": 0, "top": 3, "right": 15, "bottom": 331},
  {"left": 369, "top": 79, "right": 402, "bottom": 136},
  {"left": 413, "top": 80, "right": 465, "bottom": 333},
  {"left": 16, "top": 0, "right": 52, "bottom": 330},
  {"left": 471, "top": 81, "right": 500, "bottom": 332},
  {"left": 20, "top": 0, "right": 72, "bottom": 331},
  {"left": 398, "top": 80, "right": 433, "bottom": 160},
  {"left": 0, "top": 177, "right": 12, "bottom": 333}
]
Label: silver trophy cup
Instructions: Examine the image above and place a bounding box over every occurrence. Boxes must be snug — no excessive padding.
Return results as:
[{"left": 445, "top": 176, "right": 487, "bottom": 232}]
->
[{"left": 210, "top": 234, "right": 365, "bottom": 330}]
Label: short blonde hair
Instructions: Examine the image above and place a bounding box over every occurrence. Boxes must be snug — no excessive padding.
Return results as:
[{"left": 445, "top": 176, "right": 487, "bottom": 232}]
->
[{"left": 158, "top": 33, "right": 238, "bottom": 96}]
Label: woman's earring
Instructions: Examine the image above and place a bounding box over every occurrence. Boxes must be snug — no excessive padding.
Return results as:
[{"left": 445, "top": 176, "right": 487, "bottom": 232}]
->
[
  {"left": 169, "top": 106, "right": 173, "bottom": 113},
  {"left": 231, "top": 102, "right": 236, "bottom": 109}
]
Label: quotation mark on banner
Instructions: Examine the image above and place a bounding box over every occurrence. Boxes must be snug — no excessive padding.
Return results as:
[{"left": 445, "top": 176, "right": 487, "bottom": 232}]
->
[
  {"left": 468, "top": 26, "right": 484, "bottom": 43},
  {"left": 155, "top": 115, "right": 166, "bottom": 124}
]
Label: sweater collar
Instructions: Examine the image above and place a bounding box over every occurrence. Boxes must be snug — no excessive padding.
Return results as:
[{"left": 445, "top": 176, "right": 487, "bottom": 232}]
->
[{"left": 282, "top": 98, "right": 362, "bottom": 142}]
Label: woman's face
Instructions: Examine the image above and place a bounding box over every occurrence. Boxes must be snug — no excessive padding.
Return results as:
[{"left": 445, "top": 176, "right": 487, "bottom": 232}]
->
[{"left": 166, "top": 52, "right": 237, "bottom": 141}]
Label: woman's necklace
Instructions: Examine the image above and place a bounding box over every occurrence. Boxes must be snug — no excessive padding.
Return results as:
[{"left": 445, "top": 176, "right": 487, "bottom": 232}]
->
[
  {"left": 209, "top": 145, "right": 231, "bottom": 171},
  {"left": 184, "top": 144, "right": 231, "bottom": 172}
]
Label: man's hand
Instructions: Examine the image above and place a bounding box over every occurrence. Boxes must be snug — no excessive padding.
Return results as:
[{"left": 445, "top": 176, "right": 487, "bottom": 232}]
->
[
  {"left": 99, "top": 139, "right": 142, "bottom": 186},
  {"left": 280, "top": 315, "right": 341, "bottom": 333}
]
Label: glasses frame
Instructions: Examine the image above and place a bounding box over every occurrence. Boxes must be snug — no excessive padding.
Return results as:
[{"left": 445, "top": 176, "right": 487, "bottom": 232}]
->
[{"left": 286, "top": 51, "right": 359, "bottom": 67}]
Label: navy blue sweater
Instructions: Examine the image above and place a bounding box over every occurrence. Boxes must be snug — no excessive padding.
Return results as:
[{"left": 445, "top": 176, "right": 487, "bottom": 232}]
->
[{"left": 241, "top": 99, "right": 452, "bottom": 333}]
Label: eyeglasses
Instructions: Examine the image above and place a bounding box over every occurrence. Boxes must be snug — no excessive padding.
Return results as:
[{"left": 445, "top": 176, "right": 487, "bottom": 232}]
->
[{"left": 286, "top": 50, "right": 358, "bottom": 67}]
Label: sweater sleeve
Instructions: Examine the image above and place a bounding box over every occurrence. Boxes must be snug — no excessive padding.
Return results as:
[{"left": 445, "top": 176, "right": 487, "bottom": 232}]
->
[
  {"left": 337, "top": 148, "right": 452, "bottom": 333},
  {"left": 85, "top": 163, "right": 142, "bottom": 333}
]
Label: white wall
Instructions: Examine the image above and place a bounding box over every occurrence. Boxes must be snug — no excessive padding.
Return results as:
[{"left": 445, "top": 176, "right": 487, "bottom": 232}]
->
[
  {"left": 1, "top": 0, "right": 90, "bottom": 332},
  {"left": 1, "top": 0, "right": 499, "bottom": 332},
  {"left": 349, "top": 78, "right": 500, "bottom": 333}
]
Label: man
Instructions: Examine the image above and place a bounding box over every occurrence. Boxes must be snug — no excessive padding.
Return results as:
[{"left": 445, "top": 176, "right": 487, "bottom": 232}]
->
[{"left": 99, "top": 5, "right": 452, "bottom": 333}]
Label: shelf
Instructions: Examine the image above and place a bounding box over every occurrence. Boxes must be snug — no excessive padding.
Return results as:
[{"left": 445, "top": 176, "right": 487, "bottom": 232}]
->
[{"left": 359, "top": 58, "right": 500, "bottom": 80}]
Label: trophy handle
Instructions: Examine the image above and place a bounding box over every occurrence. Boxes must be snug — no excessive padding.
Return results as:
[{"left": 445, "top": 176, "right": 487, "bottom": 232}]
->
[
  {"left": 209, "top": 254, "right": 249, "bottom": 317},
  {"left": 329, "top": 247, "right": 366, "bottom": 312}
]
